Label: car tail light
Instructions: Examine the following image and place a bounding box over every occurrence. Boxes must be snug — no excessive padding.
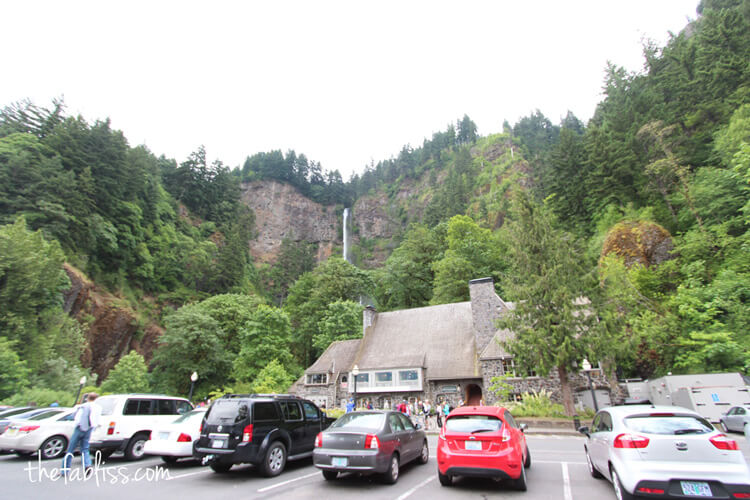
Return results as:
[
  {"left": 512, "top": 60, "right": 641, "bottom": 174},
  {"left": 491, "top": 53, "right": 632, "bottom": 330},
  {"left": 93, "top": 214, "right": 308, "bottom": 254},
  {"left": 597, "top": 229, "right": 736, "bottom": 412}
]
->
[
  {"left": 19, "top": 425, "right": 40, "bottom": 433},
  {"left": 107, "top": 422, "right": 116, "bottom": 435},
  {"left": 710, "top": 434, "right": 739, "bottom": 451},
  {"left": 364, "top": 434, "right": 379, "bottom": 449},
  {"left": 649, "top": 413, "right": 675, "bottom": 417},
  {"left": 732, "top": 493, "right": 750, "bottom": 498},
  {"left": 199, "top": 422, "right": 203, "bottom": 433},
  {"left": 314, "top": 432, "right": 322, "bottom": 448},
  {"left": 500, "top": 426, "right": 512, "bottom": 443},
  {"left": 637, "top": 487, "right": 665, "bottom": 494},
  {"left": 613, "top": 433, "right": 650, "bottom": 449},
  {"left": 177, "top": 433, "right": 192, "bottom": 442},
  {"left": 242, "top": 424, "right": 253, "bottom": 443},
  {"left": 148, "top": 431, "right": 152, "bottom": 440}
]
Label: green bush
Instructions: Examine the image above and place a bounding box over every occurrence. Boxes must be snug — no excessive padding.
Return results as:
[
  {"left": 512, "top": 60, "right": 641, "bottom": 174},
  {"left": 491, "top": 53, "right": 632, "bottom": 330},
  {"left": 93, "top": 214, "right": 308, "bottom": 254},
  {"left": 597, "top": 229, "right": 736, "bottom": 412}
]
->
[
  {"left": 2, "top": 387, "right": 76, "bottom": 407},
  {"left": 502, "top": 389, "right": 567, "bottom": 418},
  {"left": 323, "top": 408, "right": 345, "bottom": 420}
]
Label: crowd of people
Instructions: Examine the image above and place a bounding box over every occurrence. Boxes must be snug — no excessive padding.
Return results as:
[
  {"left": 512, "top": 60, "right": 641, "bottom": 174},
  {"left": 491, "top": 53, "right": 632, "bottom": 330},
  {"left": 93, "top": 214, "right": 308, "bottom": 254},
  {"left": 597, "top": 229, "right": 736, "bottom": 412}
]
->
[{"left": 345, "top": 397, "right": 466, "bottom": 429}]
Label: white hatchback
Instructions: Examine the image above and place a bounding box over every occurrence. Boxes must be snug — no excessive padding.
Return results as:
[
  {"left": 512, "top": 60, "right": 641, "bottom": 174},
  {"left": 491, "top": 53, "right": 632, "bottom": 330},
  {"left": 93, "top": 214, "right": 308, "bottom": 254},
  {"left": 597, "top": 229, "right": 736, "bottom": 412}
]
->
[
  {"left": 580, "top": 405, "right": 750, "bottom": 500},
  {"left": 143, "top": 408, "right": 206, "bottom": 464}
]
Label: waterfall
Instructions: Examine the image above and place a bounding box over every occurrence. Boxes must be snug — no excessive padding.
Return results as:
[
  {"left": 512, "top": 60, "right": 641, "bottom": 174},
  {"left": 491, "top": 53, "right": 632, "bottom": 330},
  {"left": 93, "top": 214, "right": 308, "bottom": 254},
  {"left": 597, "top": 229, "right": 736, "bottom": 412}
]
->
[{"left": 343, "top": 208, "right": 350, "bottom": 262}]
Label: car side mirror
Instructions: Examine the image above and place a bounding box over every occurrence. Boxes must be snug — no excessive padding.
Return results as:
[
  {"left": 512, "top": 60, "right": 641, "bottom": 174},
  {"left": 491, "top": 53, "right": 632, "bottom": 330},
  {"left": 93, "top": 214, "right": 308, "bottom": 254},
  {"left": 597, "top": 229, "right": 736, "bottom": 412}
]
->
[
  {"left": 578, "top": 425, "right": 590, "bottom": 437},
  {"left": 519, "top": 423, "right": 528, "bottom": 433}
]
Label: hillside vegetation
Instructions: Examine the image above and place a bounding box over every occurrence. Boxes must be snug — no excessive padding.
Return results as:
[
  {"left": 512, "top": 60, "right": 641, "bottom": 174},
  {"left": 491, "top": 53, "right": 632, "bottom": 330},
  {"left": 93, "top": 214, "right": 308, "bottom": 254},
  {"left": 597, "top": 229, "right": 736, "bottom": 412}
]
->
[{"left": 0, "top": 0, "right": 748, "bottom": 408}]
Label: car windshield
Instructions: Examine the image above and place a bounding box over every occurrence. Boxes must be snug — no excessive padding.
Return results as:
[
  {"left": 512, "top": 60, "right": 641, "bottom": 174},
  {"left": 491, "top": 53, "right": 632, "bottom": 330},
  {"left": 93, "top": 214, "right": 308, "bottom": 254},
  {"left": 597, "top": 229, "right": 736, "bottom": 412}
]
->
[
  {"left": 172, "top": 409, "right": 206, "bottom": 424},
  {"left": 624, "top": 415, "right": 714, "bottom": 435},
  {"left": 96, "top": 397, "right": 118, "bottom": 416},
  {"left": 330, "top": 413, "right": 385, "bottom": 431},
  {"left": 445, "top": 415, "right": 503, "bottom": 433}
]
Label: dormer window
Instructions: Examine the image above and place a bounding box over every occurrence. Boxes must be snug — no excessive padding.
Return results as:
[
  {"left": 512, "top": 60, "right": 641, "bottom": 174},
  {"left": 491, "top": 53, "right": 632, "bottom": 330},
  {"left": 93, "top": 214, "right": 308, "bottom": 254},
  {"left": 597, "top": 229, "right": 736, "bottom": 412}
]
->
[{"left": 306, "top": 373, "right": 328, "bottom": 385}]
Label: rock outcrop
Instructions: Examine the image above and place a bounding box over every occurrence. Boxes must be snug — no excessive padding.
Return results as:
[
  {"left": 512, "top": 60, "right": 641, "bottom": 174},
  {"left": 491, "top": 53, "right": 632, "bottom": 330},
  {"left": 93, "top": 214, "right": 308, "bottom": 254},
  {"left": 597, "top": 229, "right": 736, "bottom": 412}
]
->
[{"left": 600, "top": 220, "right": 675, "bottom": 268}]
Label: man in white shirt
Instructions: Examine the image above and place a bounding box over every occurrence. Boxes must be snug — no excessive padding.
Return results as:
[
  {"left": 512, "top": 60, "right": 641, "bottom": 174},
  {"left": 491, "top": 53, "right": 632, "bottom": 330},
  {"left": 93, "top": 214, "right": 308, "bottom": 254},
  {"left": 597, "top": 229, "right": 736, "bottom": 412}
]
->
[{"left": 62, "top": 392, "right": 102, "bottom": 475}]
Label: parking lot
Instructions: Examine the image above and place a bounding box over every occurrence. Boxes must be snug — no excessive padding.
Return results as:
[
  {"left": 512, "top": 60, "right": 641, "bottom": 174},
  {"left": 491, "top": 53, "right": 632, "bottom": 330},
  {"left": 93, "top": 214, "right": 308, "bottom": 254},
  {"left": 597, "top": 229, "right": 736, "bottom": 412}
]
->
[
  {"left": 3, "top": 433, "right": 750, "bottom": 500},
  {"left": 0, "top": 434, "right": 613, "bottom": 500}
]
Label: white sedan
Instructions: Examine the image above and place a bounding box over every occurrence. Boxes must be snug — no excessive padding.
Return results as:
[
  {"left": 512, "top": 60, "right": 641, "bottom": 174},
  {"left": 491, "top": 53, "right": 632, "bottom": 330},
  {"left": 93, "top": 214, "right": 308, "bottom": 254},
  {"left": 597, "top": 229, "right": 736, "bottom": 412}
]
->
[
  {"left": 580, "top": 404, "right": 750, "bottom": 500},
  {"left": 0, "top": 408, "right": 75, "bottom": 459},
  {"left": 143, "top": 407, "right": 206, "bottom": 463}
]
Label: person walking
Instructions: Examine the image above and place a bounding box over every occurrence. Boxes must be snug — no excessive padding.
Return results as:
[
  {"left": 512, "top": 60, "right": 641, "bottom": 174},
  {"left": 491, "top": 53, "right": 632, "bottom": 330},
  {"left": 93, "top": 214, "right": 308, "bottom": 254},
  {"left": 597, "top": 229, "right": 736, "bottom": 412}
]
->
[
  {"left": 436, "top": 402, "right": 443, "bottom": 428},
  {"left": 62, "top": 392, "right": 102, "bottom": 475}
]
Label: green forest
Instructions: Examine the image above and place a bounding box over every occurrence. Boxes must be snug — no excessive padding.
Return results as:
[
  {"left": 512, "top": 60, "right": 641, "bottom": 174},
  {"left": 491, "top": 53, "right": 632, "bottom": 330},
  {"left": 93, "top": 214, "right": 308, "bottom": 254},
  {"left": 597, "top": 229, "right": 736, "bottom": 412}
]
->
[{"left": 0, "top": 0, "right": 748, "bottom": 409}]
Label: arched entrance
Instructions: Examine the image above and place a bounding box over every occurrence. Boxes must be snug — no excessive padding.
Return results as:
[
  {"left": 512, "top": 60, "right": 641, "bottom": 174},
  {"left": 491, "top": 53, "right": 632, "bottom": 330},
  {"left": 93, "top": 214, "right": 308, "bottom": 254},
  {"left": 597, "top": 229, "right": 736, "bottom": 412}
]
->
[{"left": 465, "top": 384, "right": 483, "bottom": 406}]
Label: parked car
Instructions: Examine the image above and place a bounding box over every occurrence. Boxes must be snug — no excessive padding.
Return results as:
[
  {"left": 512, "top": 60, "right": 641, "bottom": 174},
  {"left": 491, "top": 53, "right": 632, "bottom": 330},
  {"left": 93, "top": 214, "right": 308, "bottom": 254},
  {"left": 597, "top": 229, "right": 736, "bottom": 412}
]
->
[
  {"left": 313, "top": 410, "right": 428, "bottom": 484},
  {"left": 0, "top": 408, "right": 75, "bottom": 459},
  {"left": 89, "top": 394, "right": 194, "bottom": 460},
  {"left": 720, "top": 406, "right": 750, "bottom": 433},
  {"left": 0, "top": 408, "right": 58, "bottom": 435},
  {"left": 436, "top": 405, "right": 530, "bottom": 490},
  {"left": 193, "top": 394, "right": 331, "bottom": 476},
  {"left": 143, "top": 408, "right": 207, "bottom": 464},
  {"left": 579, "top": 405, "right": 750, "bottom": 500}
]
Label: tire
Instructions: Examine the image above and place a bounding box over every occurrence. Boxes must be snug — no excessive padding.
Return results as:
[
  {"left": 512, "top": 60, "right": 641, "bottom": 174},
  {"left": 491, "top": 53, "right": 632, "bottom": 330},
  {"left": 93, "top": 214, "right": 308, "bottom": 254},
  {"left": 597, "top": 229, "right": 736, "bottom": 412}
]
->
[
  {"left": 124, "top": 433, "right": 149, "bottom": 461},
  {"left": 611, "top": 468, "right": 635, "bottom": 500},
  {"left": 585, "top": 447, "right": 603, "bottom": 479},
  {"left": 511, "top": 463, "right": 527, "bottom": 491},
  {"left": 40, "top": 435, "right": 68, "bottom": 460},
  {"left": 438, "top": 470, "right": 452, "bottom": 486},
  {"left": 260, "top": 441, "right": 287, "bottom": 477},
  {"left": 161, "top": 456, "right": 178, "bottom": 464},
  {"left": 322, "top": 470, "right": 338, "bottom": 481},
  {"left": 417, "top": 440, "right": 429, "bottom": 465},
  {"left": 381, "top": 454, "right": 399, "bottom": 484},
  {"left": 210, "top": 462, "right": 232, "bottom": 473},
  {"left": 524, "top": 445, "right": 531, "bottom": 469}
]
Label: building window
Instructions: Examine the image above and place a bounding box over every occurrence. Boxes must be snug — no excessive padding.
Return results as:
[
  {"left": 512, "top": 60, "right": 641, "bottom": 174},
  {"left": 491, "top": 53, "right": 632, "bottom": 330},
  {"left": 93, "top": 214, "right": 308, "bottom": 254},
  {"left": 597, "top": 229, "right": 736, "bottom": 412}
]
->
[
  {"left": 375, "top": 371, "right": 393, "bottom": 387},
  {"left": 354, "top": 373, "right": 369, "bottom": 387},
  {"left": 501, "top": 358, "right": 516, "bottom": 377},
  {"left": 306, "top": 373, "right": 328, "bottom": 385},
  {"left": 399, "top": 370, "right": 419, "bottom": 386}
]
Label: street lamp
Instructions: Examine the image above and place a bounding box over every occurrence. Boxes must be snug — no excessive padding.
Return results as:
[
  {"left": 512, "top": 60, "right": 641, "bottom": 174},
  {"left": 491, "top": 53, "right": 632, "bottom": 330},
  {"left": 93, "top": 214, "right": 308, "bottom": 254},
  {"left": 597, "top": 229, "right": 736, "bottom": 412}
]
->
[
  {"left": 188, "top": 372, "right": 198, "bottom": 401},
  {"left": 581, "top": 359, "right": 599, "bottom": 412},
  {"left": 75, "top": 376, "right": 86, "bottom": 405},
  {"left": 352, "top": 365, "right": 359, "bottom": 410}
]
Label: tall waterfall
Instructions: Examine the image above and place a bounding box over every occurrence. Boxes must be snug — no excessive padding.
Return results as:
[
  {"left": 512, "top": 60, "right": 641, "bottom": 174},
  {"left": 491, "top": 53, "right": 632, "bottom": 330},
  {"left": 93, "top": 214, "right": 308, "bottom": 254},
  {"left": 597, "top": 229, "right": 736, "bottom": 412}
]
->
[{"left": 343, "top": 208, "right": 350, "bottom": 262}]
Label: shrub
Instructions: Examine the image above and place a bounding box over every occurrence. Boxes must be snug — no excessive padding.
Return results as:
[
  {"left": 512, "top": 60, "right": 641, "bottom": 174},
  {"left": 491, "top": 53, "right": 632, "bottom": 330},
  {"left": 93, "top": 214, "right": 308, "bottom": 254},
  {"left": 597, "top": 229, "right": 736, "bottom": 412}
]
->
[{"left": 502, "top": 389, "right": 567, "bottom": 418}]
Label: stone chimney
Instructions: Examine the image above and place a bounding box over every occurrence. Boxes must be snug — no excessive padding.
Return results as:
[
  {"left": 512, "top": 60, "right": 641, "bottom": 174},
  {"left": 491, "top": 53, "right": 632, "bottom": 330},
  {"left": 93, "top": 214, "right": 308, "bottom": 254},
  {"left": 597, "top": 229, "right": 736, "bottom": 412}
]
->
[
  {"left": 469, "top": 277, "right": 506, "bottom": 353},
  {"left": 363, "top": 305, "right": 377, "bottom": 338}
]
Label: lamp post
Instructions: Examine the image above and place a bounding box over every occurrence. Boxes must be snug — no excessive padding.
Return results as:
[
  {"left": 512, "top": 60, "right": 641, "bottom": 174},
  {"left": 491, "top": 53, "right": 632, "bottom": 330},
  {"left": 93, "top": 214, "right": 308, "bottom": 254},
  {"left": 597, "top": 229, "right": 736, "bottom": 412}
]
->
[
  {"left": 75, "top": 376, "right": 86, "bottom": 405},
  {"left": 581, "top": 359, "right": 599, "bottom": 412},
  {"left": 352, "top": 365, "right": 359, "bottom": 410},
  {"left": 188, "top": 372, "right": 198, "bottom": 402}
]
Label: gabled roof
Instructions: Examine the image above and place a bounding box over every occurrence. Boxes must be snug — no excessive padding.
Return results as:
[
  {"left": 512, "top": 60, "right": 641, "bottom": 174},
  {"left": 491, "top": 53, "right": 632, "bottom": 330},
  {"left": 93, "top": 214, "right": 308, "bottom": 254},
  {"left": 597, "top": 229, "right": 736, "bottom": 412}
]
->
[
  {"left": 352, "top": 302, "right": 478, "bottom": 380},
  {"left": 305, "top": 339, "right": 361, "bottom": 376},
  {"left": 479, "top": 302, "right": 516, "bottom": 360}
]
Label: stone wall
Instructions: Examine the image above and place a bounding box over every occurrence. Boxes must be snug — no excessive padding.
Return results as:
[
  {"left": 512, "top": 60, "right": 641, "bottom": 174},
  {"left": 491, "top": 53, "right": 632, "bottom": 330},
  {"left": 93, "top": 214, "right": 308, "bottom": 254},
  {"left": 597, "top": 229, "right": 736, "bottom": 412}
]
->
[{"left": 469, "top": 278, "right": 508, "bottom": 353}]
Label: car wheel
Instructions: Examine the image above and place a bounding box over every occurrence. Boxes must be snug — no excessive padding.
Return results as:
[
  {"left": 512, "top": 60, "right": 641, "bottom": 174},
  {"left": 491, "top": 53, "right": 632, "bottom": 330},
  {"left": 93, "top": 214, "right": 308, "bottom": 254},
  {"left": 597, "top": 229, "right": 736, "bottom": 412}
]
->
[
  {"left": 260, "top": 441, "right": 287, "bottom": 477},
  {"left": 161, "top": 456, "right": 178, "bottom": 464},
  {"left": 417, "top": 440, "right": 429, "bottom": 465},
  {"left": 382, "top": 454, "right": 399, "bottom": 484},
  {"left": 210, "top": 462, "right": 232, "bottom": 473},
  {"left": 510, "top": 463, "right": 527, "bottom": 491},
  {"left": 611, "top": 468, "right": 635, "bottom": 500},
  {"left": 322, "top": 470, "right": 338, "bottom": 481},
  {"left": 40, "top": 435, "right": 68, "bottom": 460},
  {"left": 124, "top": 432, "right": 149, "bottom": 460},
  {"left": 524, "top": 445, "right": 531, "bottom": 468},
  {"left": 585, "top": 447, "right": 603, "bottom": 479},
  {"left": 438, "top": 470, "right": 452, "bottom": 486}
]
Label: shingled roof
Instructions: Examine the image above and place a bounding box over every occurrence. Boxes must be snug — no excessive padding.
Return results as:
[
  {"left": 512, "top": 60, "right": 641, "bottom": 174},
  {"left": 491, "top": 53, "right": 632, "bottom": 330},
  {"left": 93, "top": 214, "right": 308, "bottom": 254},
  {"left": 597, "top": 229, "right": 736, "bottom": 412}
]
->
[
  {"left": 305, "top": 338, "right": 361, "bottom": 376},
  {"left": 352, "top": 302, "right": 478, "bottom": 380}
]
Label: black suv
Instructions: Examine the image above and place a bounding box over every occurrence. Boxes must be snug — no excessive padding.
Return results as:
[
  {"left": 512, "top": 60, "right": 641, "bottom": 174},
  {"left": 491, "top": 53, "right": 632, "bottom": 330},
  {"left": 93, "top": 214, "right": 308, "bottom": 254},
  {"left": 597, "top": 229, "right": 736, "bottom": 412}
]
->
[{"left": 193, "top": 394, "right": 332, "bottom": 476}]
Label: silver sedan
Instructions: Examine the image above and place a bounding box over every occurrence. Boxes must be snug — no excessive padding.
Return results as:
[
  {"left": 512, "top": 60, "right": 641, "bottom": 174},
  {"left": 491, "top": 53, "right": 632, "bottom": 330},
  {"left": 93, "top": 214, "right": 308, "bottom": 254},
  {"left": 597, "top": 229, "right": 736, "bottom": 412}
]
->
[
  {"left": 312, "top": 410, "right": 429, "bottom": 484},
  {"left": 720, "top": 406, "right": 750, "bottom": 433},
  {"left": 579, "top": 405, "right": 750, "bottom": 500}
]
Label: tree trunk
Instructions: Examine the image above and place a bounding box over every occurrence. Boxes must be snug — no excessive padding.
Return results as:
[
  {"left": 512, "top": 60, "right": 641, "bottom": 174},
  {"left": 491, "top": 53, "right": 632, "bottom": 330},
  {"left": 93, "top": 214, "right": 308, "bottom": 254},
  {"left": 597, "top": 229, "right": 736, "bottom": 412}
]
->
[{"left": 558, "top": 364, "right": 575, "bottom": 417}]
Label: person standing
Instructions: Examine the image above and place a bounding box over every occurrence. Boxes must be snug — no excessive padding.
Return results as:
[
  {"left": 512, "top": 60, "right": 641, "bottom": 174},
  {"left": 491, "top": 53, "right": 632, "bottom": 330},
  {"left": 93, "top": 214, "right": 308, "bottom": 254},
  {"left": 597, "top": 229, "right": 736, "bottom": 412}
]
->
[{"left": 62, "top": 392, "right": 102, "bottom": 475}]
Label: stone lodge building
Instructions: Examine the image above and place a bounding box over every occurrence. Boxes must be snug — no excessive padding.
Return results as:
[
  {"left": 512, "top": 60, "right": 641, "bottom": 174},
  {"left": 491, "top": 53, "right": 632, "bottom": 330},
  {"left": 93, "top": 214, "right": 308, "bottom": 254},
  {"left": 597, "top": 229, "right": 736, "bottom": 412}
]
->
[{"left": 290, "top": 278, "right": 611, "bottom": 410}]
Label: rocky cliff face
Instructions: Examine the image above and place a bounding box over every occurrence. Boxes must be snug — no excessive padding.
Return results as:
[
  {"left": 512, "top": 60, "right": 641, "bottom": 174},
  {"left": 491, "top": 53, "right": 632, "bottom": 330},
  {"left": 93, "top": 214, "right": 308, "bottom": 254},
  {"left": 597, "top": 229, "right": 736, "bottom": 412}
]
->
[{"left": 62, "top": 264, "right": 161, "bottom": 381}]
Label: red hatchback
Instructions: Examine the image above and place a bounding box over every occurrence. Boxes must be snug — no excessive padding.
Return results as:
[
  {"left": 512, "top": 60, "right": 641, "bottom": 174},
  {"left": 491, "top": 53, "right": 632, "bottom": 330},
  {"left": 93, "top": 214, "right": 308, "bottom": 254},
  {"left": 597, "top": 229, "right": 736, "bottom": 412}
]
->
[{"left": 437, "top": 406, "right": 530, "bottom": 490}]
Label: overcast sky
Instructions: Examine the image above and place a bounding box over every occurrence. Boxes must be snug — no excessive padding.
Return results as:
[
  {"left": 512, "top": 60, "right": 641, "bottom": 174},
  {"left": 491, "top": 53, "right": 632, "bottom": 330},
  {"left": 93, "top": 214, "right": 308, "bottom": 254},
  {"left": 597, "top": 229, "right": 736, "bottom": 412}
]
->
[{"left": 1, "top": 0, "right": 698, "bottom": 180}]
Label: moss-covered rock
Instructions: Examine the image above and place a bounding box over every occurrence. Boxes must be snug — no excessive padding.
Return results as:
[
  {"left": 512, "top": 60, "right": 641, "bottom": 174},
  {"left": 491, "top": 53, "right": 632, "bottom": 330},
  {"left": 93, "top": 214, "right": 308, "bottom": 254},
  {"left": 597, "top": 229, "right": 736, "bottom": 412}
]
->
[{"left": 600, "top": 220, "right": 674, "bottom": 268}]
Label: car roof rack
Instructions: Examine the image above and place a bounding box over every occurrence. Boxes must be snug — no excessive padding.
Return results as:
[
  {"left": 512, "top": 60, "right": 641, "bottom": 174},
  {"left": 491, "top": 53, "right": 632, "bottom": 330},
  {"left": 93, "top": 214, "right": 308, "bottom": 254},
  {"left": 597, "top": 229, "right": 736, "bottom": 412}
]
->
[{"left": 218, "top": 394, "right": 300, "bottom": 400}]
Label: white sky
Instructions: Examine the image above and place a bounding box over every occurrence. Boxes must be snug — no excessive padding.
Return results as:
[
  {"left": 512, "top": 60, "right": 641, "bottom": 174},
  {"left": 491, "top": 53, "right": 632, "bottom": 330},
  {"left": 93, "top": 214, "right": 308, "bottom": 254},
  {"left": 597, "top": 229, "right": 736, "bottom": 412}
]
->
[{"left": 1, "top": 0, "right": 697, "bottom": 180}]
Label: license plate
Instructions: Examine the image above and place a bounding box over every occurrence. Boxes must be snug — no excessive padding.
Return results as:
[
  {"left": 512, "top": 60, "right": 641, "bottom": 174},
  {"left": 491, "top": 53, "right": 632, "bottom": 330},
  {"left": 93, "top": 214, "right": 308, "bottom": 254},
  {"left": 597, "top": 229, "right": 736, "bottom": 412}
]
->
[
  {"left": 331, "top": 456, "right": 348, "bottom": 467},
  {"left": 680, "top": 481, "right": 712, "bottom": 496},
  {"left": 465, "top": 440, "right": 482, "bottom": 451},
  {"left": 211, "top": 439, "right": 226, "bottom": 448},
  {"left": 159, "top": 432, "right": 170, "bottom": 440}
]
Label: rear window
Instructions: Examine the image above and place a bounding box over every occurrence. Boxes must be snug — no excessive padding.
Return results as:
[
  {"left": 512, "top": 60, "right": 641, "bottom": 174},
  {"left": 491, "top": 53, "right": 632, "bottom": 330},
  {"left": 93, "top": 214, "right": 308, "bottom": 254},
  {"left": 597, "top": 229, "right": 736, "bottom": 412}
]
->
[
  {"left": 206, "top": 400, "right": 249, "bottom": 424},
  {"left": 123, "top": 399, "right": 153, "bottom": 415},
  {"left": 27, "top": 410, "right": 65, "bottom": 421},
  {"left": 97, "top": 397, "right": 118, "bottom": 416},
  {"left": 330, "top": 413, "right": 385, "bottom": 431},
  {"left": 624, "top": 415, "right": 714, "bottom": 435},
  {"left": 172, "top": 409, "right": 206, "bottom": 425},
  {"left": 446, "top": 415, "right": 503, "bottom": 433},
  {"left": 253, "top": 402, "right": 279, "bottom": 422}
]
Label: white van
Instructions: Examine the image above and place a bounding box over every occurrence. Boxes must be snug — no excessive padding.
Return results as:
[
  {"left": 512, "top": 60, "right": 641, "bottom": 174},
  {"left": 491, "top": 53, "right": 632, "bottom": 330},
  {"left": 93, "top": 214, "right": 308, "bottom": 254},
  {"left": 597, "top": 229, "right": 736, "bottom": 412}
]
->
[{"left": 89, "top": 394, "right": 193, "bottom": 460}]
